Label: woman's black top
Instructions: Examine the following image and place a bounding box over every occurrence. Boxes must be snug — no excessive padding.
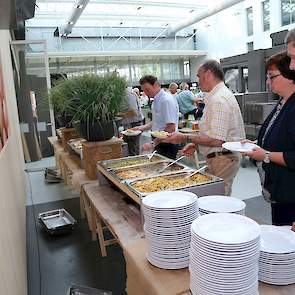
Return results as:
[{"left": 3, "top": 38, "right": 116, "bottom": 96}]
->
[{"left": 257, "top": 93, "right": 295, "bottom": 203}]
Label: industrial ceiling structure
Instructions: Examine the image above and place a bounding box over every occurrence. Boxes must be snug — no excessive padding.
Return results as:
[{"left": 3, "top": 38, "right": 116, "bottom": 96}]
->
[
  {"left": 28, "top": 0, "right": 210, "bottom": 30},
  {"left": 24, "top": 0, "right": 245, "bottom": 80}
]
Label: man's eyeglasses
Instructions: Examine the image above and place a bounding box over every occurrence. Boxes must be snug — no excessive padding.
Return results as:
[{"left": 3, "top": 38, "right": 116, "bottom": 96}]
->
[{"left": 266, "top": 73, "right": 281, "bottom": 80}]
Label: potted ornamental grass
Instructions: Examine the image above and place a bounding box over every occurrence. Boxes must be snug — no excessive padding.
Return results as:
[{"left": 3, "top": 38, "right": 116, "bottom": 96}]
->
[
  {"left": 48, "top": 78, "right": 76, "bottom": 128},
  {"left": 50, "top": 73, "right": 128, "bottom": 141}
]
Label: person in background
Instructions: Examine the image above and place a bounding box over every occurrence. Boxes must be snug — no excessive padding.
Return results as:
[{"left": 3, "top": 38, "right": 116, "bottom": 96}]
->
[
  {"left": 118, "top": 87, "right": 144, "bottom": 156},
  {"left": 132, "top": 75, "right": 179, "bottom": 159},
  {"left": 168, "top": 82, "right": 178, "bottom": 96},
  {"left": 139, "top": 91, "right": 149, "bottom": 107},
  {"left": 133, "top": 87, "right": 146, "bottom": 124},
  {"left": 176, "top": 82, "right": 201, "bottom": 120},
  {"left": 132, "top": 87, "right": 140, "bottom": 99},
  {"left": 244, "top": 51, "right": 295, "bottom": 226},
  {"left": 161, "top": 60, "right": 245, "bottom": 195},
  {"left": 285, "top": 28, "right": 295, "bottom": 70}
]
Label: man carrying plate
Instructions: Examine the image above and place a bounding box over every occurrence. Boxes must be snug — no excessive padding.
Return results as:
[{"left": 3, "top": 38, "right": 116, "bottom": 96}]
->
[
  {"left": 161, "top": 60, "right": 245, "bottom": 195},
  {"left": 131, "top": 75, "right": 179, "bottom": 159}
]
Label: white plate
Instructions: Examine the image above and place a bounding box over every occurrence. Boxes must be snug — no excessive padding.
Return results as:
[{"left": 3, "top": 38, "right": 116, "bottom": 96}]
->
[
  {"left": 222, "top": 141, "right": 259, "bottom": 153},
  {"left": 260, "top": 225, "right": 295, "bottom": 254},
  {"left": 198, "top": 195, "right": 246, "bottom": 213},
  {"left": 142, "top": 191, "right": 198, "bottom": 209},
  {"left": 142, "top": 205, "right": 198, "bottom": 216},
  {"left": 191, "top": 213, "right": 260, "bottom": 245},
  {"left": 146, "top": 255, "right": 189, "bottom": 269},
  {"left": 121, "top": 129, "right": 142, "bottom": 136}
]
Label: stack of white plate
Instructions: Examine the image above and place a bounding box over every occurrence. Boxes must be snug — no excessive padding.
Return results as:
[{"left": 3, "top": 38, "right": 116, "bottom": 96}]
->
[
  {"left": 259, "top": 225, "right": 295, "bottom": 285},
  {"left": 142, "top": 190, "right": 199, "bottom": 269},
  {"left": 190, "top": 213, "right": 260, "bottom": 295},
  {"left": 198, "top": 195, "right": 246, "bottom": 215}
]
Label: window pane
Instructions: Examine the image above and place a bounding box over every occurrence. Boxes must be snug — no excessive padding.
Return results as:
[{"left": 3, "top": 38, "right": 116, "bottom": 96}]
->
[
  {"left": 246, "top": 7, "right": 253, "bottom": 36},
  {"left": 247, "top": 42, "right": 254, "bottom": 52},
  {"left": 291, "top": 0, "right": 295, "bottom": 23},
  {"left": 282, "top": 0, "right": 292, "bottom": 26},
  {"left": 262, "top": 0, "right": 270, "bottom": 31}
]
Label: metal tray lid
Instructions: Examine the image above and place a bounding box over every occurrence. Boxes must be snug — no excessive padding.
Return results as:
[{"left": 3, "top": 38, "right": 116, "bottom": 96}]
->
[
  {"left": 67, "top": 283, "right": 112, "bottom": 295},
  {"left": 39, "top": 209, "right": 77, "bottom": 231}
]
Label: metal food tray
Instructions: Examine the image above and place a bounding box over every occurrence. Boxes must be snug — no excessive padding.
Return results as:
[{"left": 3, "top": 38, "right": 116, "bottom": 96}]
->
[
  {"left": 126, "top": 171, "right": 224, "bottom": 198},
  {"left": 99, "top": 153, "right": 169, "bottom": 171},
  {"left": 109, "top": 161, "right": 190, "bottom": 182},
  {"left": 56, "top": 128, "right": 63, "bottom": 139},
  {"left": 66, "top": 283, "right": 112, "bottom": 295},
  {"left": 68, "top": 138, "right": 85, "bottom": 157},
  {"left": 39, "top": 209, "right": 77, "bottom": 235}
]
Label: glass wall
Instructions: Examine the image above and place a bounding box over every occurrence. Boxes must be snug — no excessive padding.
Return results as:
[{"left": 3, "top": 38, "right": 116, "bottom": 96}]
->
[
  {"left": 59, "top": 59, "right": 185, "bottom": 85},
  {"left": 246, "top": 7, "right": 253, "bottom": 36},
  {"left": 262, "top": 0, "right": 270, "bottom": 31},
  {"left": 281, "top": 0, "right": 295, "bottom": 26}
]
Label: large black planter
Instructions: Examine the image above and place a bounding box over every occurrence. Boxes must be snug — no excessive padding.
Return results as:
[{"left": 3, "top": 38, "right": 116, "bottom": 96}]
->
[
  {"left": 76, "top": 120, "right": 115, "bottom": 141},
  {"left": 56, "top": 114, "right": 73, "bottom": 128}
]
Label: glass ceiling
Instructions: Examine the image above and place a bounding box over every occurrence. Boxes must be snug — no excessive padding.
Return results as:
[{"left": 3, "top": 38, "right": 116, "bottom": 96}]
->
[{"left": 27, "top": 0, "right": 211, "bottom": 28}]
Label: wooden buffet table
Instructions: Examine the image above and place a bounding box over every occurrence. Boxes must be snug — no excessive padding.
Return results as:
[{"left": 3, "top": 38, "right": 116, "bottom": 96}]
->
[
  {"left": 48, "top": 136, "right": 295, "bottom": 295},
  {"left": 48, "top": 136, "right": 95, "bottom": 190},
  {"left": 124, "top": 239, "right": 295, "bottom": 295}
]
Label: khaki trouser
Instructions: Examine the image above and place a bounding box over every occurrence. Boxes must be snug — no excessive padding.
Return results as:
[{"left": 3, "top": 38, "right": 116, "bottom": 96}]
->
[{"left": 206, "top": 153, "right": 241, "bottom": 196}]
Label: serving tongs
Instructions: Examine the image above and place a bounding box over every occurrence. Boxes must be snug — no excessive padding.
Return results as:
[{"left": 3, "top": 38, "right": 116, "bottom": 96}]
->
[
  {"left": 185, "top": 165, "right": 207, "bottom": 179},
  {"left": 158, "top": 155, "right": 186, "bottom": 173},
  {"left": 148, "top": 150, "right": 157, "bottom": 161}
]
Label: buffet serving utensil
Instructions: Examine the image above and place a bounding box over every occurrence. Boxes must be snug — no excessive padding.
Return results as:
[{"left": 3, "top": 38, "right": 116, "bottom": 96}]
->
[
  {"left": 185, "top": 165, "right": 207, "bottom": 179},
  {"left": 148, "top": 150, "right": 157, "bottom": 160},
  {"left": 158, "top": 155, "right": 186, "bottom": 173}
]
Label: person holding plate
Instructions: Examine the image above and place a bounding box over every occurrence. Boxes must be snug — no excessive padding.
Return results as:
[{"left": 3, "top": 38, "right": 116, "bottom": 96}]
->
[
  {"left": 160, "top": 60, "right": 245, "bottom": 195},
  {"left": 244, "top": 51, "right": 295, "bottom": 226},
  {"left": 118, "top": 87, "right": 144, "bottom": 156},
  {"left": 131, "top": 75, "right": 179, "bottom": 159}
]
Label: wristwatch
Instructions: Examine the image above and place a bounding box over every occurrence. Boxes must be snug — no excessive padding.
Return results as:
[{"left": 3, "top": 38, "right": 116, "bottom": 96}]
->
[
  {"left": 263, "top": 151, "right": 271, "bottom": 163},
  {"left": 185, "top": 134, "right": 192, "bottom": 143}
]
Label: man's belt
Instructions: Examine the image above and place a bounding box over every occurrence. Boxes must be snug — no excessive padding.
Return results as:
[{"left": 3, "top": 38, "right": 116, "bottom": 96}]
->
[{"left": 207, "top": 150, "right": 232, "bottom": 159}]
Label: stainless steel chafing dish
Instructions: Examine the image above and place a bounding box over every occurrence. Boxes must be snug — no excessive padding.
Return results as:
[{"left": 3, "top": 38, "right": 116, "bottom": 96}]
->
[
  {"left": 67, "top": 138, "right": 86, "bottom": 157},
  {"left": 126, "top": 171, "right": 225, "bottom": 198},
  {"left": 99, "top": 153, "right": 169, "bottom": 171},
  {"left": 109, "top": 161, "right": 189, "bottom": 182}
]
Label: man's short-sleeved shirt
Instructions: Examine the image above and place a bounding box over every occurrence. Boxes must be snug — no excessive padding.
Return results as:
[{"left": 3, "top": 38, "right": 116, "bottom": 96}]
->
[
  {"left": 176, "top": 90, "right": 196, "bottom": 114},
  {"left": 198, "top": 82, "right": 245, "bottom": 156},
  {"left": 152, "top": 89, "right": 179, "bottom": 131}
]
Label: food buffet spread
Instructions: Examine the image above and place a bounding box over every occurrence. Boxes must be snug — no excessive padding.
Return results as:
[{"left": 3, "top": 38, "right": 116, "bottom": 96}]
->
[
  {"left": 97, "top": 153, "right": 225, "bottom": 204},
  {"left": 48, "top": 137, "right": 295, "bottom": 294}
]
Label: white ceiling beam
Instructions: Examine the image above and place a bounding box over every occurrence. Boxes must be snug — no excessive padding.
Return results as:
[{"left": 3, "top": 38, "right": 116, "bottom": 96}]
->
[
  {"left": 167, "top": 0, "right": 245, "bottom": 35},
  {"left": 63, "top": 0, "right": 90, "bottom": 35},
  {"left": 26, "top": 49, "right": 207, "bottom": 59},
  {"left": 33, "top": 12, "right": 188, "bottom": 21},
  {"left": 27, "top": 13, "right": 189, "bottom": 28},
  {"left": 36, "top": 0, "right": 207, "bottom": 10}
]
